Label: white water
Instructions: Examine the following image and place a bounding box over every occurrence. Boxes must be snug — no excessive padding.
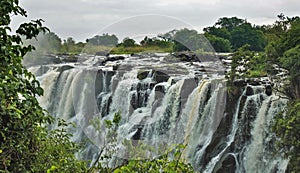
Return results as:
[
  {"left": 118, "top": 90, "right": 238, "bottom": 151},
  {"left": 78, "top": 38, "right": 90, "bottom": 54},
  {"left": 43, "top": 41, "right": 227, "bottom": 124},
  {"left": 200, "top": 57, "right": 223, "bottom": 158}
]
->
[{"left": 30, "top": 54, "right": 288, "bottom": 172}]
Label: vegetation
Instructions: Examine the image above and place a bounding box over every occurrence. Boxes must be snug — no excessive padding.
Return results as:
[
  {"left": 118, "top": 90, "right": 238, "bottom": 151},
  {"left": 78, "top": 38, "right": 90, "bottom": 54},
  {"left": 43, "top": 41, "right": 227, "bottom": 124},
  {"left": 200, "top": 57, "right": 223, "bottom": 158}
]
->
[
  {"left": 86, "top": 34, "right": 118, "bottom": 47},
  {"left": 204, "top": 17, "right": 267, "bottom": 52},
  {"left": 273, "top": 101, "right": 300, "bottom": 173},
  {"left": 225, "top": 14, "right": 300, "bottom": 172},
  {"left": 0, "top": 1, "right": 86, "bottom": 172},
  {"left": 114, "top": 144, "right": 194, "bottom": 173}
]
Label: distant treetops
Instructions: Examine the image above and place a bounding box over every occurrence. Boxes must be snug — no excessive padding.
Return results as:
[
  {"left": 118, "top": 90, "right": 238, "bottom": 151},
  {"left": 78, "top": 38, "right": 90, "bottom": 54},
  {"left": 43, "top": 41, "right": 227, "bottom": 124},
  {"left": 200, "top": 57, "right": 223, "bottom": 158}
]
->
[{"left": 27, "top": 15, "right": 299, "bottom": 54}]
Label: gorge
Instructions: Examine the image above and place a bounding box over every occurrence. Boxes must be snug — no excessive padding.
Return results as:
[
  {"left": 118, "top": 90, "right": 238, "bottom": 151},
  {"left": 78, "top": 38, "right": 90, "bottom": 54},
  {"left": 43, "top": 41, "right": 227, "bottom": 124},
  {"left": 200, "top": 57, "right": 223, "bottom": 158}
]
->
[{"left": 29, "top": 53, "right": 288, "bottom": 173}]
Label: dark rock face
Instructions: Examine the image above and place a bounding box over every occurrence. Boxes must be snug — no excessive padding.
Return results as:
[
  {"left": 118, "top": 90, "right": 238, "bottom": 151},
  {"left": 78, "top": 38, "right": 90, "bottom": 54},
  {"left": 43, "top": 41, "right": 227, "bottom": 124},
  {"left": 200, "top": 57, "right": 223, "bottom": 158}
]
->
[
  {"left": 173, "top": 52, "right": 200, "bottom": 62},
  {"left": 137, "top": 70, "right": 170, "bottom": 83},
  {"left": 233, "top": 79, "right": 247, "bottom": 87},
  {"left": 247, "top": 79, "right": 261, "bottom": 86},
  {"left": 245, "top": 86, "right": 254, "bottom": 96},
  {"left": 105, "top": 56, "right": 125, "bottom": 62},
  {"left": 98, "top": 56, "right": 126, "bottom": 66},
  {"left": 33, "top": 65, "right": 50, "bottom": 76},
  {"left": 58, "top": 65, "right": 74, "bottom": 72},
  {"left": 215, "top": 154, "right": 237, "bottom": 173},
  {"left": 137, "top": 71, "right": 149, "bottom": 80},
  {"left": 153, "top": 71, "right": 170, "bottom": 83},
  {"left": 265, "top": 85, "right": 272, "bottom": 96},
  {"left": 173, "top": 52, "right": 218, "bottom": 62}
]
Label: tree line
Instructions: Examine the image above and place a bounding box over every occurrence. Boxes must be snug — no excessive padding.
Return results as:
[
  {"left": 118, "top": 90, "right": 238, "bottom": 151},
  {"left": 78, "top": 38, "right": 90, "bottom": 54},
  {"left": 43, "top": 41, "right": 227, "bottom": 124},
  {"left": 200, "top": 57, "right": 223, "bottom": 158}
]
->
[{"left": 28, "top": 16, "right": 284, "bottom": 55}]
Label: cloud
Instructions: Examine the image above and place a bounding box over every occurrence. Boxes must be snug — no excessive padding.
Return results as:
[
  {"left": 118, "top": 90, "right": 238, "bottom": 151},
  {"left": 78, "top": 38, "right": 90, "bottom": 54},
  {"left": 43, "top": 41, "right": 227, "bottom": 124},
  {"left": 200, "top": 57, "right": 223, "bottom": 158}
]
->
[{"left": 11, "top": 0, "right": 300, "bottom": 42}]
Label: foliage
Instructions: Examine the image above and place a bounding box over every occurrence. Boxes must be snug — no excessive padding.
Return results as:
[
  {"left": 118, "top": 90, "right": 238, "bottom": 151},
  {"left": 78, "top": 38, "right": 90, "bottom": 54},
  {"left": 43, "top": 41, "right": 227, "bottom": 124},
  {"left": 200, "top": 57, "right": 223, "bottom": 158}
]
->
[
  {"left": 273, "top": 101, "right": 300, "bottom": 173},
  {"left": 114, "top": 144, "right": 194, "bottom": 173},
  {"left": 120, "top": 37, "right": 136, "bottom": 47},
  {"left": 205, "top": 34, "right": 232, "bottom": 52},
  {"left": 0, "top": 1, "right": 86, "bottom": 172},
  {"left": 89, "top": 112, "right": 121, "bottom": 172},
  {"left": 33, "top": 119, "right": 87, "bottom": 172},
  {"left": 268, "top": 14, "right": 300, "bottom": 173},
  {"left": 227, "top": 45, "right": 254, "bottom": 84},
  {"left": 173, "top": 28, "right": 213, "bottom": 52},
  {"left": 204, "top": 17, "right": 267, "bottom": 52},
  {"left": 87, "top": 34, "right": 118, "bottom": 46},
  {"left": 265, "top": 15, "right": 300, "bottom": 63},
  {"left": 265, "top": 15, "right": 300, "bottom": 99},
  {"left": 230, "top": 23, "right": 266, "bottom": 51}
]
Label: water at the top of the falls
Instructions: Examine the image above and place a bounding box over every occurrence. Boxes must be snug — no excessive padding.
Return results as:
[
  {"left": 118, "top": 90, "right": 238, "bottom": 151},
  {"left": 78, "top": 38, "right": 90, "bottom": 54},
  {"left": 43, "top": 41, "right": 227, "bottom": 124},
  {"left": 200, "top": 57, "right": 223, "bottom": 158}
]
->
[{"left": 30, "top": 53, "right": 287, "bottom": 173}]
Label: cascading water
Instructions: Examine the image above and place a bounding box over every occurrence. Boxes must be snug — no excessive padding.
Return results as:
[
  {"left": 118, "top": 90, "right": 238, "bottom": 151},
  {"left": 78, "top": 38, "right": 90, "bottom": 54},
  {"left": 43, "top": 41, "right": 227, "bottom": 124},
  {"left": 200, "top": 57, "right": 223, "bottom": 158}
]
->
[{"left": 30, "top": 53, "right": 288, "bottom": 172}]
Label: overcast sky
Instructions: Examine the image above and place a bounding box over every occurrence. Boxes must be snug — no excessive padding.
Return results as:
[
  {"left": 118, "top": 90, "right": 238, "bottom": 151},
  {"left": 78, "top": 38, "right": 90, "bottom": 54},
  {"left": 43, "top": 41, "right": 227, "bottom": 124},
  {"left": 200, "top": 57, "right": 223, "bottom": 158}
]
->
[{"left": 12, "top": 0, "right": 300, "bottom": 42}]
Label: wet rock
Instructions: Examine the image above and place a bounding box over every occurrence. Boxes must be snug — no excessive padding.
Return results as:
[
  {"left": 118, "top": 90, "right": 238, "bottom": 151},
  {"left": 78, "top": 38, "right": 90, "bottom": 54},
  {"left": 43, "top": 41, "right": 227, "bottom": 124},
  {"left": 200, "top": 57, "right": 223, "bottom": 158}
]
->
[
  {"left": 173, "top": 52, "right": 200, "bottom": 62},
  {"left": 155, "top": 85, "right": 165, "bottom": 95},
  {"left": 215, "top": 154, "right": 236, "bottom": 173},
  {"left": 59, "top": 65, "right": 74, "bottom": 72},
  {"left": 106, "top": 56, "right": 125, "bottom": 62},
  {"left": 112, "top": 65, "right": 119, "bottom": 70},
  {"left": 95, "top": 51, "right": 109, "bottom": 56},
  {"left": 137, "top": 70, "right": 149, "bottom": 80},
  {"left": 153, "top": 71, "right": 170, "bottom": 83},
  {"left": 233, "top": 79, "right": 247, "bottom": 87},
  {"left": 137, "top": 70, "right": 170, "bottom": 83},
  {"left": 245, "top": 86, "right": 254, "bottom": 96},
  {"left": 265, "top": 85, "right": 272, "bottom": 96},
  {"left": 247, "top": 79, "right": 261, "bottom": 86}
]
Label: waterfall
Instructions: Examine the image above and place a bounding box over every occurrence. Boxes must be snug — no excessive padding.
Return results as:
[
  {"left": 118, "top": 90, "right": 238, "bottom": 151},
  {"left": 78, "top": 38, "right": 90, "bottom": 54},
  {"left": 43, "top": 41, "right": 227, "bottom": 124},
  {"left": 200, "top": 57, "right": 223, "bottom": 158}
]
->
[{"left": 31, "top": 54, "right": 288, "bottom": 172}]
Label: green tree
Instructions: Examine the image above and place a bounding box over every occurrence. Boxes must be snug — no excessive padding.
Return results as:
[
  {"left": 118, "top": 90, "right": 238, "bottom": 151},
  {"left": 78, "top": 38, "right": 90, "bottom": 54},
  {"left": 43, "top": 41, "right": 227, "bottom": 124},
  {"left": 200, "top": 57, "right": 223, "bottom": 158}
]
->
[
  {"left": 203, "top": 26, "right": 231, "bottom": 40},
  {"left": 205, "top": 34, "right": 232, "bottom": 52},
  {"left": 204, "top": 17, "right": 266, "bottom": 51},
  {"left": 268, "top": 15, "right": 300, "bottom": 173},
  {"left": 214, "top": 17, "right": 245, "bottom": 32},
  {"left": 173, "top": 28, "right": 212, "bottom": 52},
  {"left": 87, "top": 33, "right": 118, "bottom": 46},
  {"left": 121, "top": 37, "right": 136, "bottom": 47},
  {"left": 273, "top": 101, "right": 300, "bottom": 173},
  {"left": 279, "top": 45, "right": 300, "bottom": 99},
  {"left": 0, "top": 1, "right": 86, "bottom": 172},
  {"left": 230, "top": 23, "right": 266, "bottom": 51}
]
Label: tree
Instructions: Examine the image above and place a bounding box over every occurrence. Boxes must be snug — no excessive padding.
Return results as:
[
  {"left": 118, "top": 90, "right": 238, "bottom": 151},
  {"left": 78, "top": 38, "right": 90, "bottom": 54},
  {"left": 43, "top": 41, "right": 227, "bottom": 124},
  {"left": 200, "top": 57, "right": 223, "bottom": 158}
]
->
[
  {"left": 173, "top": 28, "right": 212, "bottom": 52},
  {"left": 121, "top": 37, "right": 136, "bottom": 47},
  {"left": 214, "top": 17, "right": 245, "bottom": 32},
  {"left": 269, "top": 15, "right": 300, "bottom": 173},
  {"left": 0, "top": 1, "right": 86, "bottom": 172},
  {"left": 273, "top": 101, "right": 300, "bottom": 172},
  {"left": 230, "top": 23, "right": 266, "bottom": 51},
  {"left": 205, "top": 34, "right": 232, "bottom": 52},
  {"left": 158, "top": 29, "right": 178, "bottom": 41},
  {"left": 87, "top": 33, "right": 118, "bottom": 46},
  {"left": 203, "top": 27, "right": 231, "bottom": 40},
  {"left": 204, "top": 17, "right": 266, "bottom": 51}
]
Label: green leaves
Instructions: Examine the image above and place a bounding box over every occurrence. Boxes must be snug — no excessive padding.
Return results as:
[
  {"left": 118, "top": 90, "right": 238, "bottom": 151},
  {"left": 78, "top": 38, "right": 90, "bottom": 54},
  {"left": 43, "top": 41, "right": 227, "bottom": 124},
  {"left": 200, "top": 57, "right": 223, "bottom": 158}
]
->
[
  {"left": 273, "top": 100, "right": 300, "bottom": 172},
  {"left": 0, "top": 1, "right": 86, "bottom": 172},
  {"left": 114, "top": 144, "right": 194, "bottom": 173}
]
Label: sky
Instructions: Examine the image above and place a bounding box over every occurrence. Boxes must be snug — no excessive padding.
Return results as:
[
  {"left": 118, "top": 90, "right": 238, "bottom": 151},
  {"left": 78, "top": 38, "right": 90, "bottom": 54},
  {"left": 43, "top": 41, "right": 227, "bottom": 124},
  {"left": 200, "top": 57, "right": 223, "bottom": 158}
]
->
[{"left": 11, "top": 0, "right": 300, "bottom": 42}]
